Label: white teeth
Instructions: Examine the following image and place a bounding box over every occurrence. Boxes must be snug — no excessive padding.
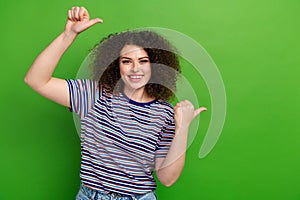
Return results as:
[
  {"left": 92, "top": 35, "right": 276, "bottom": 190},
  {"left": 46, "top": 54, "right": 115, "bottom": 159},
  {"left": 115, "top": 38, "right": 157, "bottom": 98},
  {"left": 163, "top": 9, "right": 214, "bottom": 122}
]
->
[{"left": 129, "top": 75, "right": 142, "bottom": 79}]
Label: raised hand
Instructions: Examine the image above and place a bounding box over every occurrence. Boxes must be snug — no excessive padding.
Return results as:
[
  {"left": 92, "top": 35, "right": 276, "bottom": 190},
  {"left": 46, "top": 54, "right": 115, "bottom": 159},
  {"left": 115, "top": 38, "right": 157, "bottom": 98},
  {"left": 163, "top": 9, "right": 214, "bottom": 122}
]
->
[
  {"left": 65, "top": 6, "right": 103, "bottom": 35},
  {"left": 25, "top": 6, "right": 103, "bottom": 108},
  {"left": 174, "top": 100, "right": 207, "bottom": 129}
]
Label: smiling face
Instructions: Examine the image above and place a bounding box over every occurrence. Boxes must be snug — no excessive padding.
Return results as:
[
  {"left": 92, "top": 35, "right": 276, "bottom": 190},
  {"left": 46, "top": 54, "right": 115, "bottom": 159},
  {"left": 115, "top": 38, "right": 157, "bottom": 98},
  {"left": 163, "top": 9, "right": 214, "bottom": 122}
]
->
[{"left": 119, "top": 44, "right": 151, "bottom": 95}]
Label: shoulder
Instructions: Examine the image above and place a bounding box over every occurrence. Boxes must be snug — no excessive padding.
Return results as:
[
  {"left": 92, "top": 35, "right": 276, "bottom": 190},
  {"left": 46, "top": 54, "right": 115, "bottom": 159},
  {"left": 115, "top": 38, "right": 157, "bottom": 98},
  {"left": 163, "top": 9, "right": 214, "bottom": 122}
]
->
[
  {"left": 66, "top": 79, "right": 99, "bottom": 99},
  {"left": 98, "top": 83, "right": 113, "bottom": 98},
  {"left": 157, "top": 99, "right": 173, "bottom": 109},
  {"left": 156, "top": 99, "right": 174, "bottom": 119},
  {"left": 66, "top": 79, "right": 98, "bottom": 89}
]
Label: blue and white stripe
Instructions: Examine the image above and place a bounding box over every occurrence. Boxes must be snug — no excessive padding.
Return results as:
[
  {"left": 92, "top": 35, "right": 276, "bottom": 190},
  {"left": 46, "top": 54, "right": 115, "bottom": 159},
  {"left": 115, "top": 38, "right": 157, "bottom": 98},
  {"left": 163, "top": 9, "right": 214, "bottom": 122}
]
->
[{"left": 66, "top": 79, "right": 175, "bottom": 195}]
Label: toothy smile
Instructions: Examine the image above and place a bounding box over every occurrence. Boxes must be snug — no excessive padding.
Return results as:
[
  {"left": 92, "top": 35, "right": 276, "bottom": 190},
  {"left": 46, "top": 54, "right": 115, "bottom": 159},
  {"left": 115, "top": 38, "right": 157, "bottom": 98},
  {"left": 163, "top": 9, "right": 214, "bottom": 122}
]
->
[
  {"left": 128, "top": 75, "right": 143, "bottom": 79},
  {"left": 127, "top": 75, "right": 144, "bottom": 82}
]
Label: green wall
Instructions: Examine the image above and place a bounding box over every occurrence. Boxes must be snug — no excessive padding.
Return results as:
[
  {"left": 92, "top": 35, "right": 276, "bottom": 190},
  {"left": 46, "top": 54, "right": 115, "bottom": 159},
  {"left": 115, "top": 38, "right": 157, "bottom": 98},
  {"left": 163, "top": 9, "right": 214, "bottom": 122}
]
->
[{"left": 1, "top": 0, "right": 299, "bottom": 199}]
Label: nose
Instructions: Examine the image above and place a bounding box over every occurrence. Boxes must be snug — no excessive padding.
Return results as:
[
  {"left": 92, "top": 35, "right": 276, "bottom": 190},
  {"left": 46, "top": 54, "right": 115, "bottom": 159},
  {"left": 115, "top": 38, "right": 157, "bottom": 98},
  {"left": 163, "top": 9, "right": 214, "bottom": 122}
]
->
[{"left": 132, "top": 61, "right": 140, "bottom": 72}]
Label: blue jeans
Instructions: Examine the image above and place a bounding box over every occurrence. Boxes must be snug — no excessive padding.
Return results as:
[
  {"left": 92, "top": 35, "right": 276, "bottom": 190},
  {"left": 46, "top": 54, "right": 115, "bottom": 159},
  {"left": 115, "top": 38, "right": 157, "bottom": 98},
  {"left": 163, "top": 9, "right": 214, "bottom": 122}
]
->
[{"left": 76, "top": 183, "right": 158, "bottom": 200}]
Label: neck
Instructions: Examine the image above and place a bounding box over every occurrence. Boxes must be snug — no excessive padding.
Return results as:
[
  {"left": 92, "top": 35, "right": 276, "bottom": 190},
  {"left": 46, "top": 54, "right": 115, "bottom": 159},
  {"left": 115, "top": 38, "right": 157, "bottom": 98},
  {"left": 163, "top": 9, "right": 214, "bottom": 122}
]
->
[{"left": 123, "top": 86, "right": 153, "bottom": 103}]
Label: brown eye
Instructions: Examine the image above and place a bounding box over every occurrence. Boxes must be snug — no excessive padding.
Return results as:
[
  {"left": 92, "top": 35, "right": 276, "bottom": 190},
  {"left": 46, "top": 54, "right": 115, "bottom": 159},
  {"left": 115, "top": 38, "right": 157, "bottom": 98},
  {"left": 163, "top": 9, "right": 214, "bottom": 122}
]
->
[
  {"left": 140, "top": 59, "right": 149, "bottom": 64},
  {"left": 122, "top": 60, "right": 131, "bottom": 64}
]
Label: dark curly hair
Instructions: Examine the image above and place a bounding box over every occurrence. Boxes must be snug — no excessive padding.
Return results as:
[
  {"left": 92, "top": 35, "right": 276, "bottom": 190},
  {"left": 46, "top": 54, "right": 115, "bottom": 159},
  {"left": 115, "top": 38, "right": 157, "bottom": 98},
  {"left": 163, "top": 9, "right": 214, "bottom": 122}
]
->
[{"left": 89, "top": 30, "right": 181, "bottom": 101}]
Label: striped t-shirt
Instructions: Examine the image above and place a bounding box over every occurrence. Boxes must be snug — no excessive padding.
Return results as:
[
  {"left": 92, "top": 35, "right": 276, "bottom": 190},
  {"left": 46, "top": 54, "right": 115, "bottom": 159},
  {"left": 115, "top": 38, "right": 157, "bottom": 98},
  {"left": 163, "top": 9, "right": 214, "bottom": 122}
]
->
[{"left": 66, "top": 79, "right": 175, "bottom": 195}]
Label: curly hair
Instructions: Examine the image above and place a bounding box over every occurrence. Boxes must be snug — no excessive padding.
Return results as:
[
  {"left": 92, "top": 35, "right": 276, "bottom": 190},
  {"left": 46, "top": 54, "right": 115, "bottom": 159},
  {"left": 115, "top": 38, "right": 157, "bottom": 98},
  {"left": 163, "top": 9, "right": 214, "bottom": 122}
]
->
[{"left": 89, "top": 30, "right": 181, "bottom": 101}]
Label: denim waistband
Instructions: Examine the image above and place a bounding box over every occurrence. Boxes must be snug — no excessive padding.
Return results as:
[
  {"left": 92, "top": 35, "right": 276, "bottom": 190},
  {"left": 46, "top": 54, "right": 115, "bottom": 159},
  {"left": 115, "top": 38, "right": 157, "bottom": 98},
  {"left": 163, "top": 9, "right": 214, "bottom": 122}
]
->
[{"left": 76, "top": 183, "right": 157, "bottom": 200}]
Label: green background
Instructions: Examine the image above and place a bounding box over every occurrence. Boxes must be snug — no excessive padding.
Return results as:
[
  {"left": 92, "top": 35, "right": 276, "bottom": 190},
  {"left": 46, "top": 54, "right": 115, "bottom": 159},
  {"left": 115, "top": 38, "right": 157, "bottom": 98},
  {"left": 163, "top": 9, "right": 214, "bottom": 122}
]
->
[{"left": 1, "top": 0, "right": 300, "bottom": 199}]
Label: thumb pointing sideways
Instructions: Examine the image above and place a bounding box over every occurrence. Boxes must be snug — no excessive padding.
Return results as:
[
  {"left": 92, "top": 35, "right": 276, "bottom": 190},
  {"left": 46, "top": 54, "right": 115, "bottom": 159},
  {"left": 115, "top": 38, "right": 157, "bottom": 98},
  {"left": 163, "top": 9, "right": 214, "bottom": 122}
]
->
[
  {"left": 193, "top": 107, "right": 208, "bottom": 118},
  {"left": 83, "top": 18, "right": 103, "bottom": 30}
]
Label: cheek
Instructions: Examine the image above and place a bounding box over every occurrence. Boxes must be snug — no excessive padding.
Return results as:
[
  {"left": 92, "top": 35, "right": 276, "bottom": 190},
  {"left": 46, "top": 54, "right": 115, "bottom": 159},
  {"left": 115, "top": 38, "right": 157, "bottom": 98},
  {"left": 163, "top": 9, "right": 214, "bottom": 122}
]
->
[
  {"left": 145, "top": 65, "right": 152, "bottom": 77},
  {"left": 119, "top": 65, "right": 127, "bottom": 77}
]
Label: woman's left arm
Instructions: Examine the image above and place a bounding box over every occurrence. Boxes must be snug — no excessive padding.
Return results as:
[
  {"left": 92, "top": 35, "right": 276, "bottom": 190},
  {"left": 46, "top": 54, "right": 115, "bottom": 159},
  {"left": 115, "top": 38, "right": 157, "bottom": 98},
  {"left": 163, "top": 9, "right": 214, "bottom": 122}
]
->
[{"left": 155, "top": 100, "right": 207, "bottom": 187}]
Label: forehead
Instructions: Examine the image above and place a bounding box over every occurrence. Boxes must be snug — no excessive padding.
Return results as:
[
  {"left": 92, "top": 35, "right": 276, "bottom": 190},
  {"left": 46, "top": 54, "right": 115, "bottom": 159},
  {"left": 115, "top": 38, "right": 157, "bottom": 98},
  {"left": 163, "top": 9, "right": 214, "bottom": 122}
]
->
[{"left": 120, "top": 45, "right": 148, "bottom": 58}]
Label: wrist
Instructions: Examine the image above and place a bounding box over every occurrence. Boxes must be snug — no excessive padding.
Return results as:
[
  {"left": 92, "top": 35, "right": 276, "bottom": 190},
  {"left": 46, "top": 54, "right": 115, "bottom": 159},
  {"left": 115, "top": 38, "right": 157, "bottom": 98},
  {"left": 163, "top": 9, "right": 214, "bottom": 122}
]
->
[
  {"left": 62, "top": 30, "right": 78, "bottom": 41},
  {"left": 175, "top": 124, "right": 189, "bottom": 131}
]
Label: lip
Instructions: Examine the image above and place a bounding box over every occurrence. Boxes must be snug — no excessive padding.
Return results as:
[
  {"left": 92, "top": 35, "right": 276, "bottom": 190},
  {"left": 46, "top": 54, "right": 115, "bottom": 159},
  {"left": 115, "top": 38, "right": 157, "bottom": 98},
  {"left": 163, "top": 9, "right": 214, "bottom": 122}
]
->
[{"left": 127, "top": 74, "right": 144, "bottom": 82}]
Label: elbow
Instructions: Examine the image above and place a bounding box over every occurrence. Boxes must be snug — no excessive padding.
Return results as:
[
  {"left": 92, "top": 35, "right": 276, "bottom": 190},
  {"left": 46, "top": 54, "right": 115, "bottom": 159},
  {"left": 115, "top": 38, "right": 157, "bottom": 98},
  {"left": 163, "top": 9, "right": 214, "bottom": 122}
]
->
[
  {"left": 24, "top": 71, "right": 34, "bottom": 86},
  {"left": 156, "top": 171, "right": 178, "bottom": 187},
  {"left": 24, "top": 74, "right": 45, "bottom": 90},
  {"left": 24, "top": 75, "right": 32, "bottom": 88},
  {"left": 24, "top": 76, "right": 41, "bottom": 92},
  {"left": 159, "top": 177, "right": 177, "bottom": 187},
  {"left": 24, "top": 76, "right": 36, "bottom": 90},
  {"left": 162, "top": 180, "right": 175, "bottom": 187},
  {"left": 24, "top": 76, "right": 30, "bottom": 86}
]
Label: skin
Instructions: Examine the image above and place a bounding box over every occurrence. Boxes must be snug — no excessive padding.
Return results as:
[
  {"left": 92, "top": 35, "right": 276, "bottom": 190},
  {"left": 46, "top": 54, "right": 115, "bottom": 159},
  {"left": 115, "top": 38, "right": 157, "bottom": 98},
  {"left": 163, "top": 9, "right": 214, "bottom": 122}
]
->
[
  {"left": 119, "top": 44, "right": 153, "bottom": 102},
  {"left": 24, "top": 6, "right": 207, "bottom": 187}
]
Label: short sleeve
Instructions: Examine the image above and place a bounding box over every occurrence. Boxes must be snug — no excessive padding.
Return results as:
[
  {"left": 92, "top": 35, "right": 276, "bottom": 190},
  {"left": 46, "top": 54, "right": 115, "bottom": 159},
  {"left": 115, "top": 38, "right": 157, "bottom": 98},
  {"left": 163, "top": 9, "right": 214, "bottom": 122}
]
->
[
  {"left": 66, "top": 79, "right": 98, "bottom": 119},
  {"left": 155, "top": 107, "right": 175, "bottom": 158}
]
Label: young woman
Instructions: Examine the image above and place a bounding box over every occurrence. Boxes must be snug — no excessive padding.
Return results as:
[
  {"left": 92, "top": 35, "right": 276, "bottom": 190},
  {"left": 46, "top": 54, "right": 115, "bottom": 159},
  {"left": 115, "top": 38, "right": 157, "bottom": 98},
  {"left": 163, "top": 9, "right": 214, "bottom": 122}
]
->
[{"left": 24, "top": 6, "right": 207, "bottom": 200}]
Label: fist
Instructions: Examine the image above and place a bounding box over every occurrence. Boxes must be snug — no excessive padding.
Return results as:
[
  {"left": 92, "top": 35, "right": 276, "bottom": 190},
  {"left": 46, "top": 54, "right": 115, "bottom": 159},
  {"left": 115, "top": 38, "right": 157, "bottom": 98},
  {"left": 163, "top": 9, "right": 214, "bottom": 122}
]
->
[
  {"left": 65, "top": 6, "right": 103, "bottom": 34},
  {"left": 174, "top": 100, "right": 207, "bottom": 129}
]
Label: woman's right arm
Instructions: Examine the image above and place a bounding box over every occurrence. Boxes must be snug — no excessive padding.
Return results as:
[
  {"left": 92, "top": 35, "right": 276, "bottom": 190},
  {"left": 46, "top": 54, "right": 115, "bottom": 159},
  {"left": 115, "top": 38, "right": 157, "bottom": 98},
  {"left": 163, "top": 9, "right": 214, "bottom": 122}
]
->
[{"left": 24, "top": 6, "right": 102, "bottom": 107}]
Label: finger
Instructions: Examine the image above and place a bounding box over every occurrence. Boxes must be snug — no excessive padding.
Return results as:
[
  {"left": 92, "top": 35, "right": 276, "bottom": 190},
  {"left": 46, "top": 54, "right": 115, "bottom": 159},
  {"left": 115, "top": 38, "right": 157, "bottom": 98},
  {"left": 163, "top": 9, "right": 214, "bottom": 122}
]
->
[
  {"left": 79, "top": 7, "right": 89, "bottom": 21},
  {"left": 181, "top": 100, "right": 194, "bottom": 110},
  {"left": 174, "top": 104, "right": 181, "bottom": 110},
  {"left": 177, "top": 101, "right": 187, "bottom": 106},
  {"left": 183, "top": 100, "right": 191, "bottom": 105},
  {"left": 193, "top": 107, "right": 207, "bottom": 118},
  {"left": 70, "top": 7, "right": 76, "bottom": 21},
  {"left": 68, "top": 10, "right": 72, "bottom": 21},
  {"left": 81, "top": 18, "right": 103, "bottom": 30},
  {"left": 74, "top": 6, "right": 80, "bottom": 21},
  {"left": 96, "top": 18, "right": 104, "bottom": 23},
  {"left": 179, "top": 100, "right": 192, "bottom": 107},
  {"left": 78, "top": 7, "right": 85, "bottom": 20}
]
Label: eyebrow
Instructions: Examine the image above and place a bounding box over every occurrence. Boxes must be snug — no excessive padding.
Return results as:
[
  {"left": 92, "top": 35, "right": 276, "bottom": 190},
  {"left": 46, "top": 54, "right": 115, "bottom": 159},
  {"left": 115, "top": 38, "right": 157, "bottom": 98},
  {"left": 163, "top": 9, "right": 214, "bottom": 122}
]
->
[{"left": 120, "top": 56, "right": 149, "bottom": 60}]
